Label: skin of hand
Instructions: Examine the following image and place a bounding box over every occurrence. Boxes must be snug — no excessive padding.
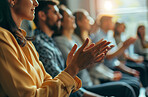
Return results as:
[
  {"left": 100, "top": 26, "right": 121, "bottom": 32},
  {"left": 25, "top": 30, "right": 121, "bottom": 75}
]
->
[
  {"left": 130, "top": 69, "right": 140, "bottom": 77},
  {"left": 134, "top": 56, "right": 144, "bottom": 63},
  {"left": 83, "top": 90, "right": 104, "bottom": 97},
  {"left": 113, "top": 71, "right": 122, "bottom": 81},
  {"left": 123, "top": 37, "right": 137, "bottom": 48},
  {"left": 124, "top": 54, "right": 144, "bottom": 64},
  {"left": 116, "top": 63, "right": 140, "bottom": 78},
  {"left": 65, "top": 38, "right": 111, "bottom": 78}
]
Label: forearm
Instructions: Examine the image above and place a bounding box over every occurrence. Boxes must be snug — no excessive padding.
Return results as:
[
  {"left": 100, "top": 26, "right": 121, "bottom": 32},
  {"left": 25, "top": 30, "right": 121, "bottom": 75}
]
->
[{"left": 116, "top": 63, "right": 132, "bottom": 74}]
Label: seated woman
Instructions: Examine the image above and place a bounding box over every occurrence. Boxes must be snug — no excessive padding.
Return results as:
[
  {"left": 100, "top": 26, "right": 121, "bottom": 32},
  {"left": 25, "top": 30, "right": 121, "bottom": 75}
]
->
[
  {"left": 54, "top": 5, "right": 136, "bottom": 97},
  {"left": 114, "top": 22, "right": 148, "bottom": 96},
  {"left": 134, "top": 25, "right": 148, "bottom": 60},
  {"left": 114, "top": 22, "right": 144, "bottom": 63},
  {"left": 0, "top": 0, "right": 111, "bottom": 97}
]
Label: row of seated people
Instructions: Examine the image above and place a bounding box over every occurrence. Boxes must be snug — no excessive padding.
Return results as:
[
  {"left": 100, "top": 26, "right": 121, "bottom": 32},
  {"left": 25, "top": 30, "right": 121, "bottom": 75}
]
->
[
  {"left": 29, "top": 1, "right": 148, "bottom": 97},
  {"left": 3, "top": 0, "right": 146, "bottom": 97}
]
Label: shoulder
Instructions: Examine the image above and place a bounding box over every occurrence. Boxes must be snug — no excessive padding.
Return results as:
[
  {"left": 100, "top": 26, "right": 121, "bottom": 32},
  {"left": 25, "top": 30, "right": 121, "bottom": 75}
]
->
[
  {"left": 0, "top": 27, "right": 19, "bottom": 55},
  {"left": 54, "top": 36, "right": 67, "bottom": 43},
  {"left": 0, "top": 27, "right": 15, "bottom": 41},
  {"left": 54, "top": 36, "right": 70, "bottom": 46}
]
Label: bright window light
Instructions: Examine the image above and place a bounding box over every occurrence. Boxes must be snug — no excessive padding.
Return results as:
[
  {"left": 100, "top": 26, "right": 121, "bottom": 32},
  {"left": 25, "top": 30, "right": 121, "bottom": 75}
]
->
[{"left": 104, "top": 0, "right": 113, "bottom": 11}]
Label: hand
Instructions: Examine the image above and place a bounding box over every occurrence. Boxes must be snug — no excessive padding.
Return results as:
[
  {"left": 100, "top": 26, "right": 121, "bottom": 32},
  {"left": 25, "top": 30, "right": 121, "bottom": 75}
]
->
[
  {"left": 130, "top": 69, "right": 140, "bottom": 77},
  {"left": 65, "top": 38, "right": 111, "bottom": 78},
  {"left": 83, "top": 90, "right": 104, "bottom": 97},
  {"left": 66, "top": 43, "right": 95, "bottom": 67},
  {"left": 113, "top": 71, "right": 122, "bottom": 81},
  {"left": 123, "top": 37, "right": 137, "bottom": 48},
  {"left": 134, "top": 56, "right": 144, "bottom": 63}
]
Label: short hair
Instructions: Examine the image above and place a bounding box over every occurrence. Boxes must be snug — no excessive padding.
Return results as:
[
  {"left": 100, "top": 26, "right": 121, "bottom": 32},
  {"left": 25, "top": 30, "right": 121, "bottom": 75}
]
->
[
  {"left": 34, "top": 0, "right": 59, "bottom": 27},
  {"left": 97, "top": 14, "right": 113, "bottom": 26}
]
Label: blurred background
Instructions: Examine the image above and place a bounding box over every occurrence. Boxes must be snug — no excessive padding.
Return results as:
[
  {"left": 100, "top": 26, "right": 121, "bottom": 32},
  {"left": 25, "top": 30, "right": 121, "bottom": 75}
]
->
[{"left": 59, "top": 0, "right": 148, "bottom": 39}]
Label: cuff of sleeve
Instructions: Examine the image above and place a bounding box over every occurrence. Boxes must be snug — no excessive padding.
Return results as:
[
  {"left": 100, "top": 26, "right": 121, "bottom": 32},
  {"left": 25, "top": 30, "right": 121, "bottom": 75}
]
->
[{"left": 55, "top": 71, "right": 82, "bottom": 93}]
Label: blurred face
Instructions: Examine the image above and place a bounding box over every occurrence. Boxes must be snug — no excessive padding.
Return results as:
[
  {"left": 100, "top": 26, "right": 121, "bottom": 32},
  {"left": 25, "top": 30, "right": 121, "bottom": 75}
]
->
[
  {"left": 139, "top": 26, "right": 145, "bottom": 37},
  {"left": 105, "top": 18, "right": 114, "bottom": 30},
  {"left": 45, "top": 5, "right": 62, "bottom": 31},
  {"left": 79, "top": 12, "right": 91, "bottom": 31},
  {"left": 116, "top": 24, "right": 125, "bottom": 34},
  {"left": 12, "top": 0, "right": 38, "bottom": 20},
  {"left": 62, "top": 9, "right": 76, "bottom": 31}
]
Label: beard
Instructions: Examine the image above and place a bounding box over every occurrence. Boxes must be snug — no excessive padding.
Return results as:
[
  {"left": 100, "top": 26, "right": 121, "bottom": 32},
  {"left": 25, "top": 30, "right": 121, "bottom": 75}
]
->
[{"left": 45, "top": 17, "right": 60, "bottom": 32}]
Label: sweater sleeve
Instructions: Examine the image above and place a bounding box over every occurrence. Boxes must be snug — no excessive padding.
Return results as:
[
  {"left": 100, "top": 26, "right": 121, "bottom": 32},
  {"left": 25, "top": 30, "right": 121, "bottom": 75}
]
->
[{"left": 0, "top": 28, "right": 81, "bottom": 97}]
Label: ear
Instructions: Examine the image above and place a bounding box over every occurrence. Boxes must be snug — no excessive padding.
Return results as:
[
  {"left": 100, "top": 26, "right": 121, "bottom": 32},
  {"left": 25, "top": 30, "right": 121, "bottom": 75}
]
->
[{"left": 38, "top": 11, "right": 47, "bottom": 21}]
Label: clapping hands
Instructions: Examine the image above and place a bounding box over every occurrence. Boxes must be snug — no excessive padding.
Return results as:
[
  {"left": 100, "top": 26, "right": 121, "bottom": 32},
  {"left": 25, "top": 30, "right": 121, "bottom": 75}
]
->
[{"left": 65, "top": 38, "right": 114, "bottom": 77}]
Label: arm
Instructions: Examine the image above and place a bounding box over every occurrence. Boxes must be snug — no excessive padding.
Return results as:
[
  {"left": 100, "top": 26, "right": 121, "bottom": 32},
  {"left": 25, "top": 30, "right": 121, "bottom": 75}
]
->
[
  {"left": 0, "top": 41, "right": 80, "bottom": 97},
  {"left": 115, "top": 62, "right": 139, "bottom": 77},
  {"left": 106, "top": 44, "right": 126, "bottom": 59},
  {"left": 124, "top": 53, "right": 144, "bottom": 63},
  {"left": 90, "top": 64, "right": 114, "bottom": 80},
  {"left": 106, "top": 37, "right": 137, "bottom": 60}
]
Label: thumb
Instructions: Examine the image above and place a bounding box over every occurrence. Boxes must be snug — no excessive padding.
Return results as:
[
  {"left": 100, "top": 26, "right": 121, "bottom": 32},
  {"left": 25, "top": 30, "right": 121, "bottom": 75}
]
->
[
  {"left": 66, "top": 44, "right": 77, "bottom": 66},
  {"left": 68, "top": 44, "right": 77, "bottom": 57}
]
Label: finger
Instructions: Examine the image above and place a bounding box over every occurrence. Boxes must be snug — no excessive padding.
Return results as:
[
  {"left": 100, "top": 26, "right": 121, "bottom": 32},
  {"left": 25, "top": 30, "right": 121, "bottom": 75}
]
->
[
  {"left": 86, "top": 39, "right": 104, "bottom": 51},
  {"left": 94, "top": 53, "right": 105, "bottom": 63},
  {"left": 95, "top": 38, "right": 104, "bottom": 45},
  {"left": 79, "top": 38, "right": 89, "bottom": 52},
  {"left": 85, "top": 43, "right": 95, "bottom": 50},
  {"left": 93, "top": 41, "right": 111, "bottom": 55},
  {"left": 109, "top": 45, "right": 115, "bottom": 49},
  {"left": 95, "top": 46, "right": 110, "bottom": 54},
  {"left": 68, "top": 44, "right": 77, "bottom": 58},
  {"left": 88, "top": 40, "right": 108, "bottom": 52},
  {"left": 98, "top": 44, "right": 115, "bottom": 55}
]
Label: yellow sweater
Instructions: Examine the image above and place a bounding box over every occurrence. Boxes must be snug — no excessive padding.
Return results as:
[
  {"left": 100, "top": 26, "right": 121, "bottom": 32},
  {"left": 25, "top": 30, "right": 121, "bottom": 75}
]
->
[{"left": 0, "top": 27, "right": 81, "bottom": 97}]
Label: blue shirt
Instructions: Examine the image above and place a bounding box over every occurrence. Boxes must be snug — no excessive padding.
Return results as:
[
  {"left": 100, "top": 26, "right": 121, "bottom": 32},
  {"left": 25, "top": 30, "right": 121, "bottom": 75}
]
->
[{"left": 33, "top": 29, "right": 65, "bottom": 78}]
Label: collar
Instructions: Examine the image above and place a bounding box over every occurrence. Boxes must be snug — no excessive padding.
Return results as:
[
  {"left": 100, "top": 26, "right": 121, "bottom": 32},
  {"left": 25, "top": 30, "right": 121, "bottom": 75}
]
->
[{"left": 34, "top": 29, "right": 54, "bottom": 43}]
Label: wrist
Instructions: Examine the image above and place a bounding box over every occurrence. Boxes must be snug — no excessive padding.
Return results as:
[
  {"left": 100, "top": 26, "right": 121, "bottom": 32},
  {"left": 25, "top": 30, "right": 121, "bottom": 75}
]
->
[{"left": 64, "top": 65, "right": 79, "bottom": 78}]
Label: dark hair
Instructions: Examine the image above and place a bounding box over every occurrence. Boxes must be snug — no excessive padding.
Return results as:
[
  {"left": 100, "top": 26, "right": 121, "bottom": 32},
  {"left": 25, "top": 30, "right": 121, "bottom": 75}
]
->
[
  {"left": 137, "top": 25, "right": 145, "bottom": 39},
  {"left": 34, "top": 0, "right": 59, "bottom": 28},
  {"left": 0, "top": 0, "right": 27, "bottom": 47}
]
